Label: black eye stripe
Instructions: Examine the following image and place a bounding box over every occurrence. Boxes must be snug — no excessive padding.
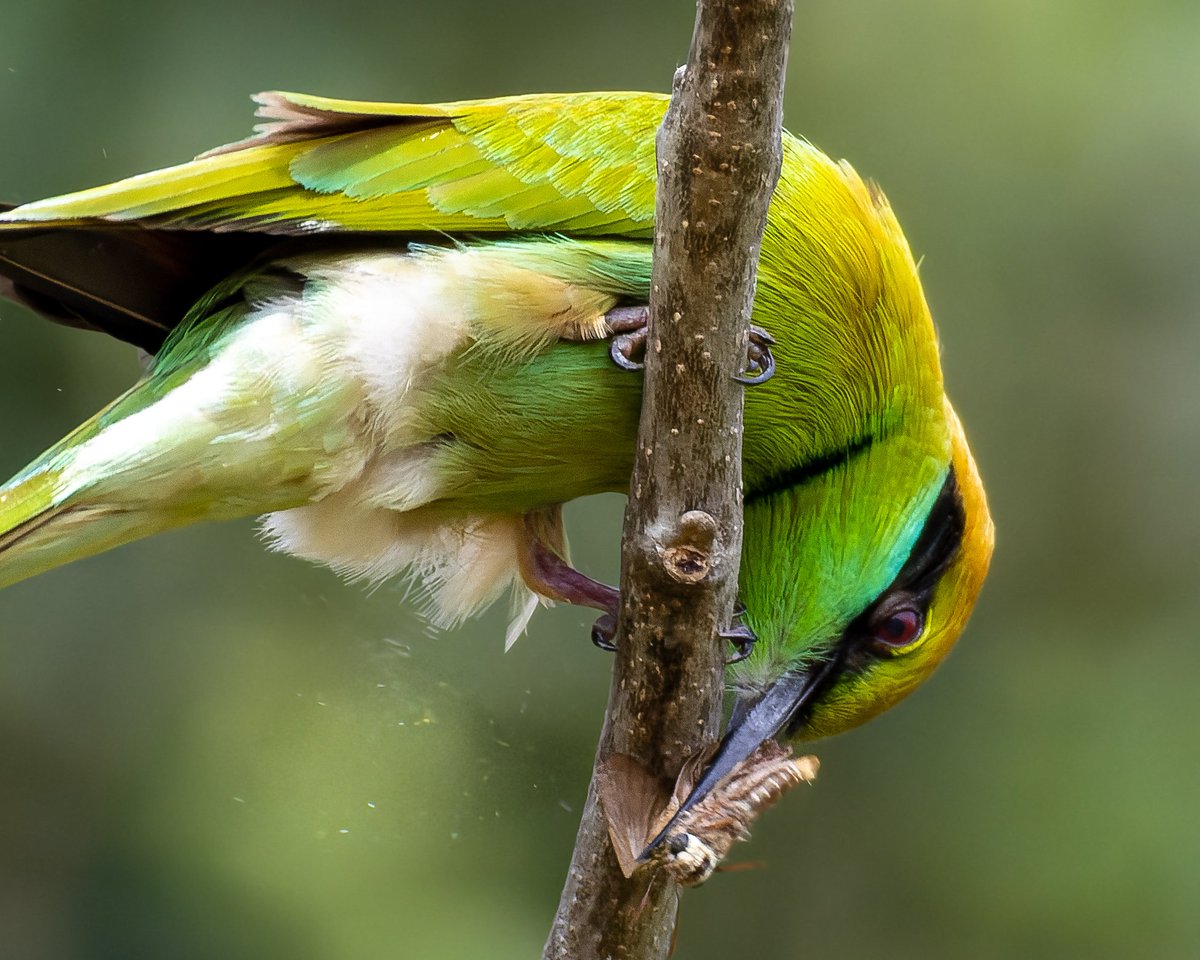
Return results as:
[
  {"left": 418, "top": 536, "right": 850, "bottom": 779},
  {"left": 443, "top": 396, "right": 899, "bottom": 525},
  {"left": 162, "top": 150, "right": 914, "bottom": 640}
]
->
[
  {"left": 790, "top": 468, "right": 968, "bottom": 715},
  {"left": 892, "top": 468, "right": 965, "bottom": 596},
  {"left": 837, "top": 468, "right": 965, "bottom": 662},
  {"left": 744, "top": 433, "right": 875, "bottom": 504}
]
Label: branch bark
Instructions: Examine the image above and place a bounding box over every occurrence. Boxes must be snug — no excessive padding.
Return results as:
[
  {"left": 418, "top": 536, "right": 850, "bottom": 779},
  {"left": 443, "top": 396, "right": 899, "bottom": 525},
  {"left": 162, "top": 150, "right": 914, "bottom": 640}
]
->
[{"left": 543, "top": 3, "right": 792, "bottom": 958}]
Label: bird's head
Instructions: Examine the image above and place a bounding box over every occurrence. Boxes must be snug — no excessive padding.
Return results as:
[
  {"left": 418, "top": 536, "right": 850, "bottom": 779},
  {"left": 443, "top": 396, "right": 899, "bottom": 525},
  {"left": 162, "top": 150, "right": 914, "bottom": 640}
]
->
[
  {"left": 775, "top": 403, "right": 992, "bottom": 741},
  {"left": 639, "top": 138, "right": 993, "bottom": 851},
  {"left": 649, "top": 400, "right": 993, "bottom": 843}
]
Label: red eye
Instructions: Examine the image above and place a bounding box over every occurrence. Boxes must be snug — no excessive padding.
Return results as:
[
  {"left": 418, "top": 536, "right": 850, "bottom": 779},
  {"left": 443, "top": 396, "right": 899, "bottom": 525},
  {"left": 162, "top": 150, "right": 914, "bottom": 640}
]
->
[{"left": 874, "top": 607, "right": 923, "bottom": 649}]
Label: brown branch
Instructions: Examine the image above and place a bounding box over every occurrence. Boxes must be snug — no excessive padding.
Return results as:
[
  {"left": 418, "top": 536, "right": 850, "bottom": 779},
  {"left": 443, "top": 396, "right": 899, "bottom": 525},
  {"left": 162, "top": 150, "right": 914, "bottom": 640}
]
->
[{"left": 542, "top": 2, "right": 792, "bottom": 958}]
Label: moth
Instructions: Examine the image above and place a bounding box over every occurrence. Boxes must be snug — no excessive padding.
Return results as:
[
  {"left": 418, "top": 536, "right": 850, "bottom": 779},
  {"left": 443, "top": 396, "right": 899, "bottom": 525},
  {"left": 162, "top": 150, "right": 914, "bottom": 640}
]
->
[{"left": 597, "top": 741, "right": 819, "bottom": 887}]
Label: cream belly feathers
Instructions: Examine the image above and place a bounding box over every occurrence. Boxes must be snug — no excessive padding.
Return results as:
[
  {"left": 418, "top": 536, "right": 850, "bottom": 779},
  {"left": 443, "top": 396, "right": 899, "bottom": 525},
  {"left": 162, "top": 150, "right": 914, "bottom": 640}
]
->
[{"left": 22, "top": 244, "right": 623, "bottom": 648}]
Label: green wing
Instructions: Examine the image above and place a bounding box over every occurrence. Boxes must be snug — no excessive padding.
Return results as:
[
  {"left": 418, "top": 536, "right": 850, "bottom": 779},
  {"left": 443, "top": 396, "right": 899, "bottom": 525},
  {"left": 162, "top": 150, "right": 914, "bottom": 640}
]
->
[{"left": 0, "top": 91, "right": 666, "bottom": 238}]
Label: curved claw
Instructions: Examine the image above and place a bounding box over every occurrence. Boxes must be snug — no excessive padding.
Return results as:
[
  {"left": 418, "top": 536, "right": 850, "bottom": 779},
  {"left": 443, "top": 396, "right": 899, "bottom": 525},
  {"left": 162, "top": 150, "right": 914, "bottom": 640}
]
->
[
  {"left": 733, "top": 327, "right": 777, "bottom": 385},
  {"left": 606, "top": 308, "right": 775, "bottom": 384},
  {"left": 721, "top": 623, "right": 758, "bottom": 664},
  {"left": 591, "top": 613, "right": 618, "bottom": 652},
  {"left": 733, "top": 363, "right": 774, "bottom": 386},
  {"left": 605, "top": 306, "right": 651, "bottom": 372},
  {"left": 610, "top": 335, "right": 645, "bottom": 371}
]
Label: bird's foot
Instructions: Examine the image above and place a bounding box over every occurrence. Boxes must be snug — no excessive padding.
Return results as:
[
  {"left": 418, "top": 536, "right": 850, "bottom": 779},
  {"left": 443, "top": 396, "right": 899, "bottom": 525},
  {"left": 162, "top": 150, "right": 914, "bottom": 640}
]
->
[
  {"left": 591, "top": 595, "right": 758, "bottom": 661},
  {"left": 591, "top": 613, "right": 618, "bottom": 652},
  {"left": 519, "top": 511, "right": 759, "bottom": 660},
  {"left": 603, "top": 305, "right": 776, "bottom": 384},
  {"left": 721, "top": 623, "right": 758, "bottom": 664},
  {"left": 722, "top": 603, "right": 757, "bottom": 663},
  {"left": 733, "top": 327, "right": 777, "bottom": 385},
  {"left": 604, "top": 305, "right": 651, "bottom": 371},
  {"left": 519, "top": 514, "right": 621, "bottom": 651}
]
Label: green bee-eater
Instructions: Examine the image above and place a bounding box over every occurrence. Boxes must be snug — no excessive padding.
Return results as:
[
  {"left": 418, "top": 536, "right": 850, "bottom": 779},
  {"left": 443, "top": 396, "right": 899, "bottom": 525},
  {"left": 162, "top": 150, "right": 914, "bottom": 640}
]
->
[{"left": 0, "top": 91, "right": 993, "bottom": 827}]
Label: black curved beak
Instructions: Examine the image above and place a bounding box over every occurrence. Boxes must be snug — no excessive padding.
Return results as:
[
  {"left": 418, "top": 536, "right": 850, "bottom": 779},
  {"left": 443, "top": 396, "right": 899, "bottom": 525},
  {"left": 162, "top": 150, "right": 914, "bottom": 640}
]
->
[{"left": 637, "top": 654, "right": 840, "bottom": 861}]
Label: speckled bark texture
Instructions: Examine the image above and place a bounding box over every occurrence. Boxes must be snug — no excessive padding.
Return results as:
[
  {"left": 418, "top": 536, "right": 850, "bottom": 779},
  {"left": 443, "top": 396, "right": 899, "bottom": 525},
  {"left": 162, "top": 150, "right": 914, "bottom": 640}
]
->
[{"left": 542, "top": 2, "right": 793, "bottom": 958}]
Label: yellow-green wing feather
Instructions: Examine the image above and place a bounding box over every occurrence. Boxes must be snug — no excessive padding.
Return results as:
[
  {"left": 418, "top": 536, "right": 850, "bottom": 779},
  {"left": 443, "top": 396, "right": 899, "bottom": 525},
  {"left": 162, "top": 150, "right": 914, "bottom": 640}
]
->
[{"left": 0, "top": 92, "right": 666, "bottom": 238}]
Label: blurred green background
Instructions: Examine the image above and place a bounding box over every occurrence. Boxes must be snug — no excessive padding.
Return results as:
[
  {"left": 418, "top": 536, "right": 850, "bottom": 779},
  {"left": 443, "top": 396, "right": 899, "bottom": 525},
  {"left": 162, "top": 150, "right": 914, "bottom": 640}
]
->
[{"left": 1, "top": 1, "right": 1197, "bottom": 957}]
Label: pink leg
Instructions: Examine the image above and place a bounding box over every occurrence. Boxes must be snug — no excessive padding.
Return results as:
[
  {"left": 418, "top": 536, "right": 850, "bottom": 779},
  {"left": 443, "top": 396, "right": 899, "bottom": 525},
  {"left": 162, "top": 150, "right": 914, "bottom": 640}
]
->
[{"left": 520, "top": 524, "right": 619, "bottom": 614}]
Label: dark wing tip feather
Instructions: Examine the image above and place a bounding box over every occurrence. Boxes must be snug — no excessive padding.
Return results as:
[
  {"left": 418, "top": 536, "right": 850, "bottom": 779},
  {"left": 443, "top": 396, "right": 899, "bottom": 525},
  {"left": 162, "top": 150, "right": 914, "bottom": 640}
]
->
[
  {"left": 0, "top": 224, "right": 272, "bottom": 352},
  {"left": 197, "top": 92, "right": 392, "bottom": 159},
  {"left": 0, "top": 269, "right": 103, "bottom": 334}
]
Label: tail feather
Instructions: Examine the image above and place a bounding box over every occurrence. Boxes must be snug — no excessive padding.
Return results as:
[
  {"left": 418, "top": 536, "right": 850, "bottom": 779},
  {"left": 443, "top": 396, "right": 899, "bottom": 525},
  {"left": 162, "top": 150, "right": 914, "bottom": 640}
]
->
[
  {"left": 0, "top": 457, "right": 143, "bottom": 589},
  {"left": 0, "top": 434, "right": 199, "bottom": 590},
  {"left": 0, "top": 468, "right": 61, "bottom": 557},
  {"left": 0, "top": 497, "right": 157, "bottom": 591}
]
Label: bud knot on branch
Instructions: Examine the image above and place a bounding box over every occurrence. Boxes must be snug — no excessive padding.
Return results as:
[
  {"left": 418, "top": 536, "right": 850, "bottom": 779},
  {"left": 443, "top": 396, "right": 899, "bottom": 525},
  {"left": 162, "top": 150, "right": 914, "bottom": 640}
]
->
[{"left": 663, "top": 509, "right": 719, "bottom": 584}]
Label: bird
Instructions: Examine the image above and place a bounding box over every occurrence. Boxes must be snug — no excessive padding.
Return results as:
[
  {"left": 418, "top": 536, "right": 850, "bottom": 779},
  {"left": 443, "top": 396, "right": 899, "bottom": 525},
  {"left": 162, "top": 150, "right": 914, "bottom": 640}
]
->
[{"left": 0, "top": 90, "right": 993, "bottom": 835}]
